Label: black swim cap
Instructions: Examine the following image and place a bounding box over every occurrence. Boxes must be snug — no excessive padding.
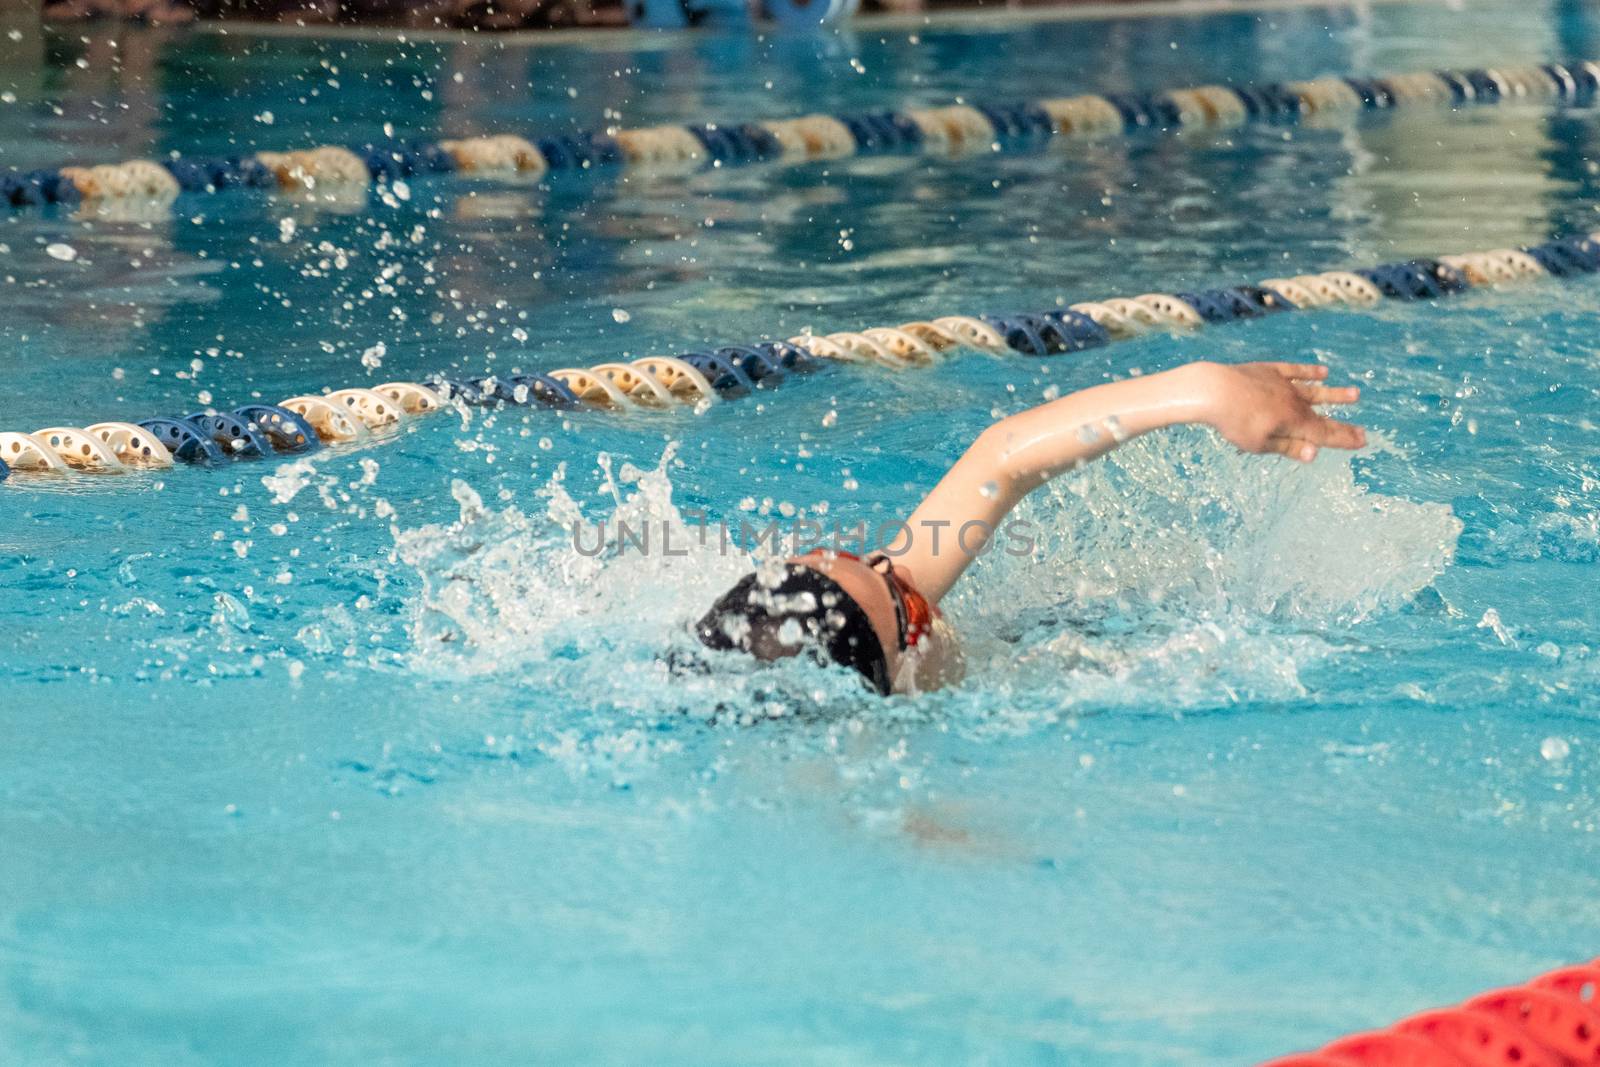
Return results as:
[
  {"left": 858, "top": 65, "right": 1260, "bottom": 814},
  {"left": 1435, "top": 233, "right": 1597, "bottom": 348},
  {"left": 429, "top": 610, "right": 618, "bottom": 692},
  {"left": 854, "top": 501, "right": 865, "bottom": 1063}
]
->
[{"left": 695, "top": 564, "right": 891, "bottom": 695}]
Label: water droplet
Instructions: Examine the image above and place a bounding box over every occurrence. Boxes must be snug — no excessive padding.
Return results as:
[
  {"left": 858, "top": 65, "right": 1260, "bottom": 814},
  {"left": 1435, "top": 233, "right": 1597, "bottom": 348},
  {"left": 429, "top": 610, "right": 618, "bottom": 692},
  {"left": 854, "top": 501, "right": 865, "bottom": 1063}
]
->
[
  {"left": 611, "top": 308, "right": 631, "bottom": 323},
  {"left": 978, "top": 480, "right": 999, "bottom": 499},
  {"left": 1076, "top": 423, "right": 1102, "bottom": 444},
  {"left": 211, "top": 591, "right": 251, "bottom": 628},
  {"left": 1477, "top": 608, "right": 1516, "bottom": 646},
  {"left": 46, "top": 242, "right": 77, "bottom": 262},
  {"left": 1541, "top": 737, "right": 1571, "bottom": 762}
]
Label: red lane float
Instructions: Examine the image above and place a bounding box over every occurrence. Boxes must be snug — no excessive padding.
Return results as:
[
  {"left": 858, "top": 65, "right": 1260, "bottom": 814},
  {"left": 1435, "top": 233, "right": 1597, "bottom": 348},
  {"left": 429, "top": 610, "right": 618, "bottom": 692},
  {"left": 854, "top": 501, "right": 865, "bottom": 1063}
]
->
[
  {"left": 1259, "top": 960, "right": 1600, "bottom": 1066},
  {"left": 1531, "top": 964, "right": 1600, "bottom": 1007},
  {"left": 1396, "top": 1009, "right": 1565, "bottom": 1067},
  {"left": 1465, "top": 987, "right": 1600, "bottom": 1062},
  {"left": 1321, "top": 1032, "right": 1468, "bottom": 1067}
]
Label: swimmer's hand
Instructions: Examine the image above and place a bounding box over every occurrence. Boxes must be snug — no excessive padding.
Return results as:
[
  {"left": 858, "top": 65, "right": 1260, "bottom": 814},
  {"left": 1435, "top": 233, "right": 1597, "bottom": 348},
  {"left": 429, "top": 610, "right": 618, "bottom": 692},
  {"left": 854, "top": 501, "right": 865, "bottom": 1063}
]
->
[
  {"left": 1194, "top": 361, "right": 1366, "bottom": 463},
  {"left": 889, "top": 358, "right": 1366, "bottom": 605}
]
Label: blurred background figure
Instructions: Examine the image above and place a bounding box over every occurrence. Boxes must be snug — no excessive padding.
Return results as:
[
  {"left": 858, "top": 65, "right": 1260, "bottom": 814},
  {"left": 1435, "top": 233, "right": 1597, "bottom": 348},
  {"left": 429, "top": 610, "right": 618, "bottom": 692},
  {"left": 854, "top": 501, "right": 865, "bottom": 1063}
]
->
[
  {"left": 42, "top": 0, "right": 196, "bottom": 22},
  {"left": 40, "top": 0, "right": 619, "bottom": 28},
  {"left": 33, "top": 0, "right": 925, "bottom": 28}
]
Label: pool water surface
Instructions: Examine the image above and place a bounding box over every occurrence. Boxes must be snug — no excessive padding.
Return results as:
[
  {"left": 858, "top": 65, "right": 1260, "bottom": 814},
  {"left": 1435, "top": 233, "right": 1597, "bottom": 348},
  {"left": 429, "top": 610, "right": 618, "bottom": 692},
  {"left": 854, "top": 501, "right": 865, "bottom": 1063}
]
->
[{"left": 2, "top": 2, "right": 1599, "bottom": 1063}]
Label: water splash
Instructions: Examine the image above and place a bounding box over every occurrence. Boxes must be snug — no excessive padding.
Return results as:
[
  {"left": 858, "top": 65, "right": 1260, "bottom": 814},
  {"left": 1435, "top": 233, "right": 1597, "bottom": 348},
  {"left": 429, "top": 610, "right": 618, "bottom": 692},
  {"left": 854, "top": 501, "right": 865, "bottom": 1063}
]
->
[
  {"left": 946, "top": 429, "right": 1462, "bottom": 710},
  {"left": 391, "top": 434, "right": 1460, "bottom": 720},
  {"left": 392, "top": 446, "right": 880, "bottom": 723}
]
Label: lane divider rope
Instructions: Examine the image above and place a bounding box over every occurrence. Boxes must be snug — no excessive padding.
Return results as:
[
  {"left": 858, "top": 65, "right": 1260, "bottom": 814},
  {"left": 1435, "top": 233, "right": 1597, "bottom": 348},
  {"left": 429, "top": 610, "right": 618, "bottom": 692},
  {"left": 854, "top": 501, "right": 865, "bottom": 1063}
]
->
[
  {"left": 1259, "top": 957, "right": 1600, "bottom": 1066},
  {"left": 5, "top": 230, "right": 1599, "bottom": 486},
  {"left": 4, "top": 60, "right": 1599, "bottom": 213}
]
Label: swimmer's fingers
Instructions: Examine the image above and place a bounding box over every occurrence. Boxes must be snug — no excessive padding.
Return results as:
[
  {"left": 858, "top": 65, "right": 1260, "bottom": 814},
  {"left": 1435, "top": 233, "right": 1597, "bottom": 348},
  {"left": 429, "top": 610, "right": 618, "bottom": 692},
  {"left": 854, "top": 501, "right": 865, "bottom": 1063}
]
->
[
  {"left": 1293, "top": 413, "right": 1367, "bottom": 451},
  {"left": 1295, "top": 383, "right": 1360, "bottom": 406},
  {"left": 1269, "top": 416, "right": 1366, "bottom": 462},
  {"left": 1268, "top": 436, "right": 1319, "bottom": 463},
  {"left": 1264, "top": 362, "right": 1330, "bottom": 382}
]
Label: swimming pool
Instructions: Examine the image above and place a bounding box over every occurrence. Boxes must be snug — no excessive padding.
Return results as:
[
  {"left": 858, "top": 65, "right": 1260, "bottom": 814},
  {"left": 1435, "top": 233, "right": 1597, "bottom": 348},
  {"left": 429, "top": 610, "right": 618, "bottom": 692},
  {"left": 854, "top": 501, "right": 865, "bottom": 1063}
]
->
[{"left": 4, "top": 2, "right": 1600, "bottom": 1062}]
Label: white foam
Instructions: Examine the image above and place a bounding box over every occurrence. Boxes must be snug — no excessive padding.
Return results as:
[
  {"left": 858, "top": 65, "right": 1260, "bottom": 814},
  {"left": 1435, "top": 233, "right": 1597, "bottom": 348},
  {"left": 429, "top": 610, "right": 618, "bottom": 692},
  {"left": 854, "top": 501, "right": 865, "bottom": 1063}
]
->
[
  {"left": 945, "top": 429, "right": 1462, "bottom": 710},
  {"left": 392, "top": 434, "right": 1461, "bottom": 717}
]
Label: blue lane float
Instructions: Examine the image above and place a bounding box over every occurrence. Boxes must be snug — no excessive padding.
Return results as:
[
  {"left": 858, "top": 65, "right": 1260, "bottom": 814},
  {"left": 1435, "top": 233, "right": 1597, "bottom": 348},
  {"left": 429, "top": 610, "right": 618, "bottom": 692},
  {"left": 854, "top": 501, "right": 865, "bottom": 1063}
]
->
[
  {"left": 7, "top": 60, "right": 1599, "bottom": 214},
  {"left": 232, "top": 405, "right": 321, "bottom": 454},
  {"left": 680, "top": 351, "right": 760, "bottom": 394},
  {"left": 5, "top": 233, "right": 1597, "bottom": 481},
  {"left": 186, "top": 411, "right": 273, "bottom": 459},
  {"left": 137, "top": 417, "right": 227, "bottom": 465}
]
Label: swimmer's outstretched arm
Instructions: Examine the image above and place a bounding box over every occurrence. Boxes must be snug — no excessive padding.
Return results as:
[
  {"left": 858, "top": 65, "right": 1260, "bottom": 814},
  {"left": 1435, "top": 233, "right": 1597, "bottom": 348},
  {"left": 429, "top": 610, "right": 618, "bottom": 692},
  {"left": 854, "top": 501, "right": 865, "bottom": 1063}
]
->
[{"left": 889, "top": 361, "right": 1366, "bottom": 603}]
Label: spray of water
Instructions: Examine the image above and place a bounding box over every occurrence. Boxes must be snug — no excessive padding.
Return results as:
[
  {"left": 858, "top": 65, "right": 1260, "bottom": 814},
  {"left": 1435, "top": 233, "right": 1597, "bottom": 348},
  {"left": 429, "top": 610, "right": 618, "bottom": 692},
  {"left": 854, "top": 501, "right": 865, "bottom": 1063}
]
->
[
  {"left": 946, "top": 429, "right": 1462, "bottom": 712},
  {"left": 391, "top": 431, "right": 1461, "bottom": 722},
  {"left": 392, "top": 445, "right": 877, "bottom": 724}
]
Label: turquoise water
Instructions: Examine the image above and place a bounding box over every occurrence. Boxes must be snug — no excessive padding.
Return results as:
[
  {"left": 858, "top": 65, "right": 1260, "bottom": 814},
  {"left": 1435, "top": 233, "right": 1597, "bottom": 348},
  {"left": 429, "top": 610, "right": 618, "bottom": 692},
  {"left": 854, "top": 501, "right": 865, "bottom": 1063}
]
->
[{"left": 3, "top": 3, "right": 1600, "bottom": 1063}]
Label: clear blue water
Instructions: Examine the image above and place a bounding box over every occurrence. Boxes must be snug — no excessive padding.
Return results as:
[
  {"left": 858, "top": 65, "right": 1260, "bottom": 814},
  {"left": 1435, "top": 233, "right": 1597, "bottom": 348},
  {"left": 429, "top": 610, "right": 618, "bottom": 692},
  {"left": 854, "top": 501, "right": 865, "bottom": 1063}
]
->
[{"left": 4, "top": 3, "right": 1600, "bottom": 1063}]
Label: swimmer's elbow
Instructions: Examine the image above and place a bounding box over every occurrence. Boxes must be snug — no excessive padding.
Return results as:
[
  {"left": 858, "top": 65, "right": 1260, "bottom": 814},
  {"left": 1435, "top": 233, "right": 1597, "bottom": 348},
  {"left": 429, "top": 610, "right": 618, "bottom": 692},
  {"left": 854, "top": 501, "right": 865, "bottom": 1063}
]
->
[
  {"left": 968, "top": 420, "right": 1035, "bottom": 504},
  {"left": 968, "top": 421, "right": 1015, "bottom": 483}
]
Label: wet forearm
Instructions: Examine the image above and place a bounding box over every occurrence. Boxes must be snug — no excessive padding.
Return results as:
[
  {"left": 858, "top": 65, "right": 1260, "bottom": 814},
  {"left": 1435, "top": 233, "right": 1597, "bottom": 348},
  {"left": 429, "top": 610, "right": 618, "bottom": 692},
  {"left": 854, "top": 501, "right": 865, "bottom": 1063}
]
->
[
  {"left": 893, "top": 363, "right": 1221, "bottom": 602},
  {"left": 984, "top": 362, "right": 1216, "bottom": 506}
]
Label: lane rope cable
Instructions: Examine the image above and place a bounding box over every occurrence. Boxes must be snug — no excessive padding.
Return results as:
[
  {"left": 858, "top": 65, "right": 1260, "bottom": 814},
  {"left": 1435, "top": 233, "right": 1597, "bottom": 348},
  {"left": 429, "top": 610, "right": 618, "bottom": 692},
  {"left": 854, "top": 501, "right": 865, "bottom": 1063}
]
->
[
  {"left": 4, "top": 60, "right": 1599, "bottom": 213},
  {"left": 3, "top": 230, "right": 1597, "bottom": 485}
]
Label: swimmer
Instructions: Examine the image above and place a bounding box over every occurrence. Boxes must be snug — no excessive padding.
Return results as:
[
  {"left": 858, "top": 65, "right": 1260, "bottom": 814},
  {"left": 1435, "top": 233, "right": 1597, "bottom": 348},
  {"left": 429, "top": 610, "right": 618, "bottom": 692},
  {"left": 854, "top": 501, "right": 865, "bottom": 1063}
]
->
[{"left": 696, "top": 360, "right": 1366, "bottom": 694}]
